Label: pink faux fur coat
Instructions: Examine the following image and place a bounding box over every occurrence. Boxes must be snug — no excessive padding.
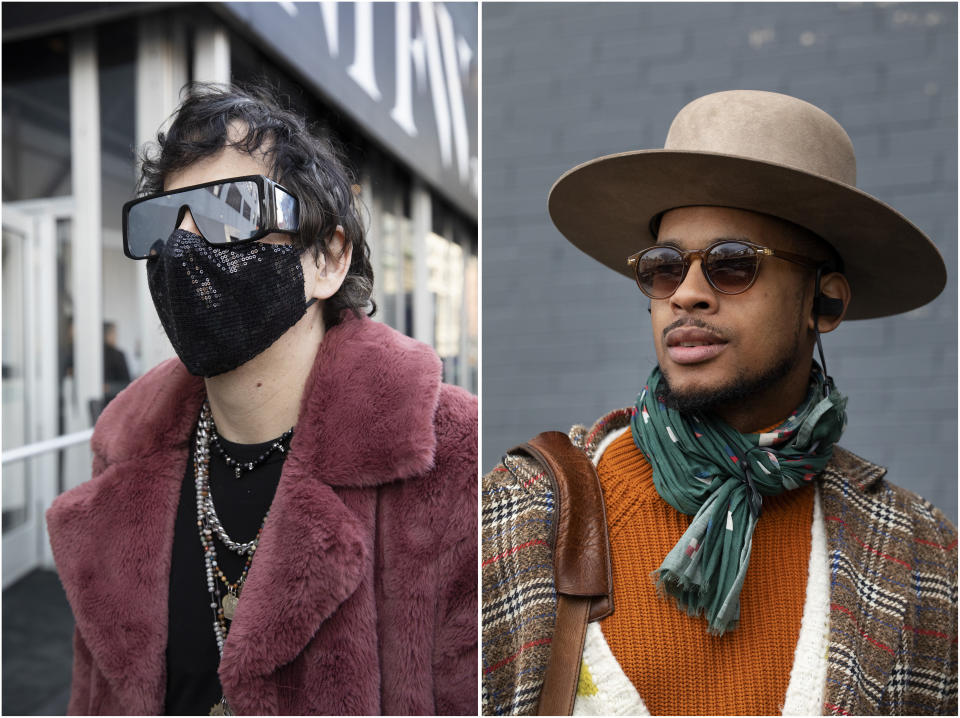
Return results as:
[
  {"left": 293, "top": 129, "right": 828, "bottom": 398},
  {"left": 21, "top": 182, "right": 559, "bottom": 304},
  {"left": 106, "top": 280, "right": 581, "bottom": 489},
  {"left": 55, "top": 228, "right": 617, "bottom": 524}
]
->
[{"left": 47, "top": 315, "right": 478, "bottom": 715}]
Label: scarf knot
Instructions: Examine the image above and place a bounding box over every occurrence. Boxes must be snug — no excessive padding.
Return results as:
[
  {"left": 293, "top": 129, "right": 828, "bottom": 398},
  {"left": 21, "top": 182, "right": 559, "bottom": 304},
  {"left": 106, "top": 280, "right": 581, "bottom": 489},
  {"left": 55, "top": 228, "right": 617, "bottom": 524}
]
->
[{"left": 728, "top": 443, "right": 763, "bottom": 520}]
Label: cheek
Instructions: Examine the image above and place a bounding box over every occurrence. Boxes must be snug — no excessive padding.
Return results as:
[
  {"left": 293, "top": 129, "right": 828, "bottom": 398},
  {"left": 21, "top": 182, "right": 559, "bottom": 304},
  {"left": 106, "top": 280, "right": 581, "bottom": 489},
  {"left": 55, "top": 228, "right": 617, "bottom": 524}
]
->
[
  {"left": 738, "top": 292, "right": 803, "bottom": 359},
  {"left": 648, "top": 303, "right": 670, "bottom": 345}
]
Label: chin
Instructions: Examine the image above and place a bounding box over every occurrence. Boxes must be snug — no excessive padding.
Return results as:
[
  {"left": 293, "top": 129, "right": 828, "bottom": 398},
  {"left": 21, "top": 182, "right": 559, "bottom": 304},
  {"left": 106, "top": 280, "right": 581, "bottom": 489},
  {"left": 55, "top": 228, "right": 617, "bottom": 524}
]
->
[
  {"left": 658, "top": 377, "right": 733, "bottom": 414},
  {"left": 658, "top": 351, "right": 800, "bottom": 415},
  {"left": 659, "top": 360, "right": 727, "bottom": 392}
]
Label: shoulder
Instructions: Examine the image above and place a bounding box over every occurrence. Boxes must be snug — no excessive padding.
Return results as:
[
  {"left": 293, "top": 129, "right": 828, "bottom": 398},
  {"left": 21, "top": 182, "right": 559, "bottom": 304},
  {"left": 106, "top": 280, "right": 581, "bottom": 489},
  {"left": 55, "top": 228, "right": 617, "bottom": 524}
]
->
[
  {"left": 435, "top": 383, "right": 477, "bottom": 444},
  {"left": 419, "top": 382, "right": 478, "bottom": 521},
  {"left": 820, "top": 445, "right": 956, "bottom": 713},
  {"left": 484, "top": 406, "right": 633, "bottom": 492},
  {"left": 322, "top": 313, "right": 442, "bottom": 379},
  {"left": 482, "top": 409, "right": 633, "bottom": 716},
  {"left": 431, "top": 383, "right": 478, "bottom": 489},
  {"left": 822, "top": 445, "right": 957, "bottom": 555},
  {"left": 482, "top": 448, "right": 557, "bottom": 715},
  {"left": 49, "top": 357, "right": 199, "bottom": 523},
  {"left": 297, "top": 316, "right": 446, "bottom": 486},
  {"left": 91, "top": 357, "right": 203, "bottom": 466},
  {"left": 50, "top": 357, "right": 199, "bottom": 521},
  {"left": 375, "top": 380, "right": 477, "bottom": 552},
  {"left": 481, "top": 406, "right": 632, "bottom": 567},
  {"left": 821, "top": 444, "right": 956, "bottom": 633}
]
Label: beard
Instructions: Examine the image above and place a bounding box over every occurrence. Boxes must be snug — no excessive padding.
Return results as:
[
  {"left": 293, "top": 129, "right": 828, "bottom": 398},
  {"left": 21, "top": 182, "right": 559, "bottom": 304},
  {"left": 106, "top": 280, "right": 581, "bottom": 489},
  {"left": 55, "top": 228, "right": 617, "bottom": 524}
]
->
[{"left": 658, "top": 338, "right": 803, "bottom": 415}]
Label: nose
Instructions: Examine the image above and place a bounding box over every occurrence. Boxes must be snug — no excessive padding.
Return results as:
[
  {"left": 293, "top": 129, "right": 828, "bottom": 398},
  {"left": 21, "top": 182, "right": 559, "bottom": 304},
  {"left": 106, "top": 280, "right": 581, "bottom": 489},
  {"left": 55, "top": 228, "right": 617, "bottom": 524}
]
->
[
  {"left": 669, "top": 256, "right": 717, "bottom": 313},
  {"left": 177, "top": 207, "right": 201, "bottom": 236}
]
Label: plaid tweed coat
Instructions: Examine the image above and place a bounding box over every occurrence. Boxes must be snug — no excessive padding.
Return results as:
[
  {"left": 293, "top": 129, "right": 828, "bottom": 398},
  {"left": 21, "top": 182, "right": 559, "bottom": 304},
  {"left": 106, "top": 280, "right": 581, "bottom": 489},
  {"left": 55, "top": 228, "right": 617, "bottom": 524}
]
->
[{"left": 482, "top": 408, "right": 958, "bottom": 716}]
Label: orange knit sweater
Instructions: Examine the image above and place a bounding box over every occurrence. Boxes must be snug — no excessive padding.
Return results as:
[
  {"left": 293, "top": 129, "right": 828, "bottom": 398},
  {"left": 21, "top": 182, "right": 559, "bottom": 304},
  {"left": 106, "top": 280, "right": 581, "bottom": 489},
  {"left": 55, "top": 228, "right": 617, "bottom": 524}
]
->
[{"left": 597, "top": 428, "right": 815, "bottom": 716}]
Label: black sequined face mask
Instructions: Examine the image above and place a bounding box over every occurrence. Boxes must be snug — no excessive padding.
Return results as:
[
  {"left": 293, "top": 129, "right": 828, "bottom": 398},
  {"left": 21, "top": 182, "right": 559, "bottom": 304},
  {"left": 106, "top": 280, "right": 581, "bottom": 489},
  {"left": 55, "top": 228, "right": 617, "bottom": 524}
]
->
[{"left": 147, "top": 229, "right": 317, "bottom": 377}]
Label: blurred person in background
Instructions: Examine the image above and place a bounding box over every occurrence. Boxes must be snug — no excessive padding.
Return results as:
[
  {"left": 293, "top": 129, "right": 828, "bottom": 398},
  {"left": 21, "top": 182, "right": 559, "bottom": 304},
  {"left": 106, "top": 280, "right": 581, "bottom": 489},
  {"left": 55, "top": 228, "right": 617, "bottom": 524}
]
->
[
  {"left": 47, "top": 83, "right": 477, "bottom": 716},
  {"left": 101, "top": 321, "right": 130, "bottom": 406},
  {"left": 482, "top": 91, "right": 956, "bottom": 716}
]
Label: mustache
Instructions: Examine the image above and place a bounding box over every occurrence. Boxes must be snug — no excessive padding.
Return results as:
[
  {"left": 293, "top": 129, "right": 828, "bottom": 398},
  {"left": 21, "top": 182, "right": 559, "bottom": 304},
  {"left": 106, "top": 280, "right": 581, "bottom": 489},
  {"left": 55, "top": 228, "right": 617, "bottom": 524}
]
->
[{"left": 662, "top": 317, "right": 728, "bottom": 342}]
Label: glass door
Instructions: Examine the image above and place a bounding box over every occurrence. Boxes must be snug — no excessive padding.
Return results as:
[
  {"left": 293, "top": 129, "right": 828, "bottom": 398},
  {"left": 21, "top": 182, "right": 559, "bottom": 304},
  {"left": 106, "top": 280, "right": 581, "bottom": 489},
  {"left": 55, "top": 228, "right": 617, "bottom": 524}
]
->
[
  {"left": 2, "top": 201, "right": 77, "bottom": 589},
  {"left": 2, "top": 209, "right": 40, "bottom": 587}
]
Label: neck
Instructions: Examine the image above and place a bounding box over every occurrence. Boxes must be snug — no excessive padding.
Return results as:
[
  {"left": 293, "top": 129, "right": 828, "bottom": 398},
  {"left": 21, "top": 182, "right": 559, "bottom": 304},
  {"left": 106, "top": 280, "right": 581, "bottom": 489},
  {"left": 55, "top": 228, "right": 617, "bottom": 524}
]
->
[
  {"left": 204, "top": 306, "right": 325, "bottom": 443},
  {"left": 713, "top": 357, "right": 813, "bottom": 433}
]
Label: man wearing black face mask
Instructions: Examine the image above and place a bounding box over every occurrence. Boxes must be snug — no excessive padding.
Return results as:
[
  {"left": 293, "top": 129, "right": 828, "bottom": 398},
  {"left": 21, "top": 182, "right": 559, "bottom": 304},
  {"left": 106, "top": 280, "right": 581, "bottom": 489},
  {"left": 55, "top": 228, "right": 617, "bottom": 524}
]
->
[{"left": 47, "top": 84, "right": 478, "bottom": 716}]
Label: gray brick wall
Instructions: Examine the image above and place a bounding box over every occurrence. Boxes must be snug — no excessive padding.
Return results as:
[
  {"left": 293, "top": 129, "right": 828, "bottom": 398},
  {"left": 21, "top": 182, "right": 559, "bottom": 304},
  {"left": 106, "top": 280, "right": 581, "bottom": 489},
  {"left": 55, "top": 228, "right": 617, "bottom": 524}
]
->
[{"left": 482, "top": 2, "right": 958, "bottom": 523}]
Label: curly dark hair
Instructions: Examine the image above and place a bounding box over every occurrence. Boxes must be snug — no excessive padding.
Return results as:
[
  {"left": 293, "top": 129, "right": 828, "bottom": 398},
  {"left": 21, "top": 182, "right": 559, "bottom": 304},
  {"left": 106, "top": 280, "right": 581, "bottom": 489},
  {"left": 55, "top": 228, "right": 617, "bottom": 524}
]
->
[{"left": 138, "top": 81, "right": 375, "bottom": 328}]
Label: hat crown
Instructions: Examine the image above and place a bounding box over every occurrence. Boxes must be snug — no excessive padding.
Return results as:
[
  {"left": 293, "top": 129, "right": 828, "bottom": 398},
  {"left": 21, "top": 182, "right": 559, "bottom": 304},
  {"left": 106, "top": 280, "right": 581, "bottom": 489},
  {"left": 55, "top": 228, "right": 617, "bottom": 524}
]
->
[{"left": 664, "top": 90, "right": 857, "bottom": 186}]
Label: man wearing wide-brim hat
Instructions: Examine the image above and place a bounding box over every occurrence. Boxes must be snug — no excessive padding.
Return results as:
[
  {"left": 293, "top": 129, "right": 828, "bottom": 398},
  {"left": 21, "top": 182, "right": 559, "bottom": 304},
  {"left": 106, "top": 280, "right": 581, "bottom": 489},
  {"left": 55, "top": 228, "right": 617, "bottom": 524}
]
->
[{"left": 481, "top": 90, "right": 957, "bottom": 716}]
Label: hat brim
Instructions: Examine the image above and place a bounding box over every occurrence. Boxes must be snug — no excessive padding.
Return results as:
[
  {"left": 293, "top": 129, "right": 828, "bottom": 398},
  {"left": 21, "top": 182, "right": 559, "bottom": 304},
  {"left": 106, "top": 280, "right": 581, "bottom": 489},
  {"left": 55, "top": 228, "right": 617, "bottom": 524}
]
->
[{"left": 548, "top": 150, "right": 946, "bottom": 320}]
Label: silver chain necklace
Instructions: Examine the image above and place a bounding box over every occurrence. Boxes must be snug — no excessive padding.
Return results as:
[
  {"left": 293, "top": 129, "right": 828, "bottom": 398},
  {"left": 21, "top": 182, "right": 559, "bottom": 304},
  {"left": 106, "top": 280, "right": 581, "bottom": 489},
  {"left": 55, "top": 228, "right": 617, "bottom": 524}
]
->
[{"left": 194, "top": 400, "right": 275, "bottom": 717}]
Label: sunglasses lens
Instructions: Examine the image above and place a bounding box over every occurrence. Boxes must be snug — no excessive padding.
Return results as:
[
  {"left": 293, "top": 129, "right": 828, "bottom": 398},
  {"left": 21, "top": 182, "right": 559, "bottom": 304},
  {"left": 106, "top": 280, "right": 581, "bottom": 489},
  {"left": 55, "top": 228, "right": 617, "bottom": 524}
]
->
[
  {"left": 635, "top": 247, "right": 685, "bottom": 298},
  {"left": 274, "top": 186, "right": 298, "bottom": 231},
  {"left": 193, "top": 181, "right": 262, "bottom": 245},
  {"left": 705, "top": 242, "right": 759, "bottom": 293},
  {"left": 124, "top": 180, "right": 263, "bottom": 258}
]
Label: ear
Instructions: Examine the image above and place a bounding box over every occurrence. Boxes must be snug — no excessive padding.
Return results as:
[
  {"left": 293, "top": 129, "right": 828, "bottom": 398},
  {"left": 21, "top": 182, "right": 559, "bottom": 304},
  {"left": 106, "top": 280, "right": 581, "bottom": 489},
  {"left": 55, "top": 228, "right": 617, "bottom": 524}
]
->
[
  {"left": 306, "top": 225, "right": 352, "bottom": 301},
  {"left": 807, "top": 271, "right": 851, "bottom": 333}
]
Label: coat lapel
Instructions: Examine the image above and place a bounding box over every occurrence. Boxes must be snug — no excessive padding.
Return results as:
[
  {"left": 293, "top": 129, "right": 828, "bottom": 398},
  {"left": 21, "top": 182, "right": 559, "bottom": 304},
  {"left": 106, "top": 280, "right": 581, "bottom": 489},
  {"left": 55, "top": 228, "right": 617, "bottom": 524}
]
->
[
  {"left": 289, "top": 313, "right": 443, "bottom": 489},
  {"left": 46, "top": 361, "right": 205, "bottom": 713},
  {"left": 216, "top": 476, "right": 372, "bottom": 713},
  {"left": 218, "top": 315, "right": 442, "bottom": 712},
  {"left": 820, "top": 446, "right": 910, "bottom": 715}
]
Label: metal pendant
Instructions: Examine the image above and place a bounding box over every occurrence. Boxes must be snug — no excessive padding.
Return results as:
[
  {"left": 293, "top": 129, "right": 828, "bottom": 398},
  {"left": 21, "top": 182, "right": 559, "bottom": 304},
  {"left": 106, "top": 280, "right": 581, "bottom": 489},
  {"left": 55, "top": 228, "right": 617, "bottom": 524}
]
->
[
  {"left": 209, "top": 696, "right": 233, "bottom": 715},
  {"left": 222, "top": 592, "right": 239, "bottom": 621}
]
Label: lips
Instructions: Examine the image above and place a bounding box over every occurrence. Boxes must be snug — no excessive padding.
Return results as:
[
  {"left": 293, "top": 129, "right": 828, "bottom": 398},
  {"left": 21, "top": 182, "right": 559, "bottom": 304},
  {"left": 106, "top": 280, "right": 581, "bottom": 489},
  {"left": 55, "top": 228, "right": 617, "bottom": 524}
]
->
[{"left": 665, "top": 326, "right": 728, "bottom": 365}]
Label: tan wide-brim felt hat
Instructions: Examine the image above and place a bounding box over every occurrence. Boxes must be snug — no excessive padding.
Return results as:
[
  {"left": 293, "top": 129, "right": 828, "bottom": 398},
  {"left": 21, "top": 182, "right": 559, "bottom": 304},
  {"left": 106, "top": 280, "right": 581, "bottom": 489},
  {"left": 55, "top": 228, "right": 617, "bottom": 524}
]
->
[{"left": 548, "top": 90, "right": 946, "bottom": 320}]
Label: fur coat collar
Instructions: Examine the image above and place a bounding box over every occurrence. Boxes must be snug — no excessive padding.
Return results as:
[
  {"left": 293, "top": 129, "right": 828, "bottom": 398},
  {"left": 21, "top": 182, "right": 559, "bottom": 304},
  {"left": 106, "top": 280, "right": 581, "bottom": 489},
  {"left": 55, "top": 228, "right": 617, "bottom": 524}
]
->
[{"left": 48, "top": 314, "right": 478, "bottom": 714}]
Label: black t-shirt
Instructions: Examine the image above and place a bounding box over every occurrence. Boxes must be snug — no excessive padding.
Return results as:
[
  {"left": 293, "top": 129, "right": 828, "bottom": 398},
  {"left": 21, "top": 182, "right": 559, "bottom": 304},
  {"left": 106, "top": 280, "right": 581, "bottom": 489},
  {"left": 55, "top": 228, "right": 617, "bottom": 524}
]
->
[{"left": 164, "top": 429, "right": 285, "bottom": 715}]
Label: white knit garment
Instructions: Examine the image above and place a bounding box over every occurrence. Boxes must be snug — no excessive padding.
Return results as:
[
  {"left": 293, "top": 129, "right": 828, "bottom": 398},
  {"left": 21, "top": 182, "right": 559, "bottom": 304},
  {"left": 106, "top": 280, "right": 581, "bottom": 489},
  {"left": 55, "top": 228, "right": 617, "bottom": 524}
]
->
[
  {"left": 781, "top": 486, "right": 830, "bottom": 715},
  {"left": 574, "top": 622, "right": 649, "bottom": 715},
  {"left": 571, "top": 430, "right": 830, "bottom": 715}
]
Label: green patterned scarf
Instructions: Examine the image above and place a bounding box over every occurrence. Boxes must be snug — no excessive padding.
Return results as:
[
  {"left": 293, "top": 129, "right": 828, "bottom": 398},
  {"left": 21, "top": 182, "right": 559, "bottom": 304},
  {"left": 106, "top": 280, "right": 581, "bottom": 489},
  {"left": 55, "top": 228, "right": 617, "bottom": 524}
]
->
[{"left": 630, "top": 363, "right": 847, "bottom": 635}]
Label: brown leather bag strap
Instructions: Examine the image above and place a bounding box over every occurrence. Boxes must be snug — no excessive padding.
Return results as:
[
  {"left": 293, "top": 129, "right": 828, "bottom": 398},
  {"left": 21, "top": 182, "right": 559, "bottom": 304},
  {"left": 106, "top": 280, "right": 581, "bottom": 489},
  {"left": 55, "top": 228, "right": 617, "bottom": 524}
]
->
[
  {"left": 537, "top": 595, "right": 591, "bottom": 716},
  {"left": 509, "top": 431, "right": 613, "bottom": 715}
]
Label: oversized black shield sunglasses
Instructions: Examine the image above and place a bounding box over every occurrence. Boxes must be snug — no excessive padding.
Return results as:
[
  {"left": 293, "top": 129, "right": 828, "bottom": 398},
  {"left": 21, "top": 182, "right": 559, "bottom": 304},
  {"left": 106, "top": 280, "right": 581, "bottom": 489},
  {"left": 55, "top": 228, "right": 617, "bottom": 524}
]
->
[{"left": 121, "top": 174, "right": 299, "bottom": 259}]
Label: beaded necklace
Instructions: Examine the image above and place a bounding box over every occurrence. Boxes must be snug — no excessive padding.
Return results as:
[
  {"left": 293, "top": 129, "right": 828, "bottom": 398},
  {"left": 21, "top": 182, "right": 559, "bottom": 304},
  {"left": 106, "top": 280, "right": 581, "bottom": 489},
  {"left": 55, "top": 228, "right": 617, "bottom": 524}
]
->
[
  {"left": 211, "top": 424, "right": 293, "bottom": 479},
  {"left": 194, "top": 400, "right": 292, "bottom": 716}
]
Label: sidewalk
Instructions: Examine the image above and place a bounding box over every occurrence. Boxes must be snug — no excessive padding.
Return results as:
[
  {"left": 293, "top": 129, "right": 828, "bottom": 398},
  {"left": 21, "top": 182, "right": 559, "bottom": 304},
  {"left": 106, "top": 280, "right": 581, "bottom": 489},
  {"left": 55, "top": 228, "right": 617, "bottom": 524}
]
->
[{"left": 2, "top": 569, "right": 73, "bottom": 715}]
